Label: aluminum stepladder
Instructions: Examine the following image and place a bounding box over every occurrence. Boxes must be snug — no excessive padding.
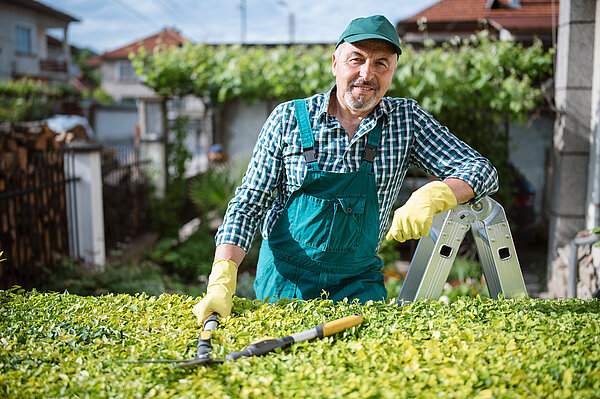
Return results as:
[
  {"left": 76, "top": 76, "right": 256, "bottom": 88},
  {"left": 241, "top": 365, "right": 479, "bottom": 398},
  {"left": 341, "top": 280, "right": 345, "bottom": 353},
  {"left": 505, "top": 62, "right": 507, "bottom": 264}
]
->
[{"left": 397, "top": 196, "right": 528, "bottom": 303}]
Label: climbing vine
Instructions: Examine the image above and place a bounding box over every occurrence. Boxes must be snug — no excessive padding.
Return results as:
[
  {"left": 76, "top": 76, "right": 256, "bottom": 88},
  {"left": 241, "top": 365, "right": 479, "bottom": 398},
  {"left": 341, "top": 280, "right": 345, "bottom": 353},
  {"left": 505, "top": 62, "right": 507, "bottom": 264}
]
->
[{"left": 132, "top": 33, "right": 554, "bottom": 207}]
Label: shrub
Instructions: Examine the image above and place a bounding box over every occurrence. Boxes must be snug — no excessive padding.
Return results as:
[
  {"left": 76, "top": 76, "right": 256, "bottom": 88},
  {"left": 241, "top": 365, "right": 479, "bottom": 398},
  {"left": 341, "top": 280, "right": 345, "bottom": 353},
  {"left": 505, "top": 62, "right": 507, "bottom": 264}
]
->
[
  {"left": 0, "top": 79, "right": 79, "bottom": 122},
  {"left": 1, "top": 290, "right": 599, "bottom": 398}
]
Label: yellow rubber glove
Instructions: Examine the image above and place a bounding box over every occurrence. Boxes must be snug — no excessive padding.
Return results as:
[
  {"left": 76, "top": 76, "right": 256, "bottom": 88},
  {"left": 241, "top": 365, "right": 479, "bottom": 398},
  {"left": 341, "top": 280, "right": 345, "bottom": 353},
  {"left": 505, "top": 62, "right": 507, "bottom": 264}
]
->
[
  {"left": 386, "top": 181, "right": 458, "bottom": 243},
  {"left": 192, "top": 259, "right": 238, "bottom": 324}
]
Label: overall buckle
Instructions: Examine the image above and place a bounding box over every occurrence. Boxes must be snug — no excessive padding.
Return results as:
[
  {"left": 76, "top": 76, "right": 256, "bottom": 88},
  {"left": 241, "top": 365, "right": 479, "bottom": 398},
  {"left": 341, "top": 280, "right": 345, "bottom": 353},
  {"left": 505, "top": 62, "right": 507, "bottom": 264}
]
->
[
  {"left": 303, "top": 148, "right": 318, "bottom": 163},
  {"left": 362, "top": 144, "right": 377, "bottom": 163}
]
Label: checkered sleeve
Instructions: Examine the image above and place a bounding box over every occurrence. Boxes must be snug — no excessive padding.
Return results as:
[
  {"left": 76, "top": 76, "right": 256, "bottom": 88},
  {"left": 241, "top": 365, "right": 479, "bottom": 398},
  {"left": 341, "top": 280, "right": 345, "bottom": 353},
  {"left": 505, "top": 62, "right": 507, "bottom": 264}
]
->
[
  {"left": 408, "top": 100, "right": 499, "bottom": 202},
  {"left": 214, "top": 104, "right": 286, "bottom": 252}
]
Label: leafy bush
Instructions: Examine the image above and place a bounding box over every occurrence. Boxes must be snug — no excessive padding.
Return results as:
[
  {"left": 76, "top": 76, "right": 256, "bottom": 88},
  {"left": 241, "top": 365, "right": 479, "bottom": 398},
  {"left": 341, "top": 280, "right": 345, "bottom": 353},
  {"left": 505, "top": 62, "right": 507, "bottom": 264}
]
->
[
  {"left": 448, "top": 256, "right": 483, "bottom": 282},
  {"left": 39, "top": 257, "right": 206, "bottom": 298},
  {"left": 148, "top": 230, "right": 214, "bottom": 282},
  {"left": 2, "top": 290, "right": 599, "bottom": 398},
  {"left": 188, "top": 162, "right": 244, "bottom": 225},
  {"left": 0, "top": 79, "right": 79, "bottom": 122}
]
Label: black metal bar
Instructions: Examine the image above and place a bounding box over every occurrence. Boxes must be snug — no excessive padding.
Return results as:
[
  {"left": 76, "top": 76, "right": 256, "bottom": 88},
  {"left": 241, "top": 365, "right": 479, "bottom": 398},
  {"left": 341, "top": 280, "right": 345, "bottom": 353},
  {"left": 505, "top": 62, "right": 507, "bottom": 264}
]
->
[
  {"left": 101, "top": 160, "right": 151, "bottom": 176},
  {"left": 0, "top": 177, "right": 80, "bottom": 200},
  {"left": 101, "top": 144, "right": 152, "bottom": 254}
]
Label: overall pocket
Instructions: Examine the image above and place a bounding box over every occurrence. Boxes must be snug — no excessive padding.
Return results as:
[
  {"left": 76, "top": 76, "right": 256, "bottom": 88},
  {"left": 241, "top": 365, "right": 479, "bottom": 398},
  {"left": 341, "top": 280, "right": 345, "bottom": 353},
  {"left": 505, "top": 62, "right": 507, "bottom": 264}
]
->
[{"left": 289, "top": 194, "right": 366, "bottom": 253}]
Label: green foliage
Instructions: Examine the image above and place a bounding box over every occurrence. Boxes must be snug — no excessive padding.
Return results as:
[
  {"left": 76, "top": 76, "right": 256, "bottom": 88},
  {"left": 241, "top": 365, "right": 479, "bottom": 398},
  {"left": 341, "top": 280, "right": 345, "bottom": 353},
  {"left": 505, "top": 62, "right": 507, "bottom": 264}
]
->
[
  {"left": 187, "top": 159, "right": 264, "bottom": 277},
  {"left": 131, "top": 43, "right": 333, "bottom": 102},
  {"left": 378, "top": 236, "right": 406, "bottom": 270},
  {"left": 39, "top": 257, "right": 205, "bottom": 298},
  {"left": 81, "top": 86, "right": 114, "bottom": 104},
  {"left": 388, "top": 34, "right": 553, "bottom": 206},
  {"left": 447, "top": 256, "right": 483, "bottom": 282},
  {"left": 72, "top": 47, "right": 102, "bottom": 87},
  {"left": 2, "top": 291, "right": 600, "bottom": 398},
  {"left": 0, "top": 79, "right": 79, "bottom": 122},
  {"left": 133, "top": 33, "right": 553, "bottom": 210},
  {"left": 150, "top": 117, "right": 192, "bottom": 237},
  {"left": 148, "top": 230, "right": 214, "bottom": 282},
  {"left": 0, "top": 251, "right": 5, "bottom": 262},
  {"left": 188, "top": 162, "right": 244, "bottom": 224},
  {"left": 442, "top": 280, "right": 489, "bottom": 304}
]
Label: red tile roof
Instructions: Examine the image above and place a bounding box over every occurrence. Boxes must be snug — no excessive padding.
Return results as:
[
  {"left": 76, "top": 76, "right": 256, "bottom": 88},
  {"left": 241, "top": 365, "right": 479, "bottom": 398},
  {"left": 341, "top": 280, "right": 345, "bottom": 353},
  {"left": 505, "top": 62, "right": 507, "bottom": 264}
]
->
[
  {"left": 398, "top": 0, "right": 558, "bottom": 33},
  {"left": 101, "top": 28, "right": 187, "bottom": 59},
  {"left": 2, "top": 0, "right": 79, "bottom": 22}
]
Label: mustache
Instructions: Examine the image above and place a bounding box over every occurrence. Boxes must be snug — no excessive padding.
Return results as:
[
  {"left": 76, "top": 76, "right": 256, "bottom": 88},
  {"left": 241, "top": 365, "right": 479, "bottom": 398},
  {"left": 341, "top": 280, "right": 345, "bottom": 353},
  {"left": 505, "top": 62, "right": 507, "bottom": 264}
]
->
[{"left": 349, "top": 78, "right": 379, "bottom": 91}]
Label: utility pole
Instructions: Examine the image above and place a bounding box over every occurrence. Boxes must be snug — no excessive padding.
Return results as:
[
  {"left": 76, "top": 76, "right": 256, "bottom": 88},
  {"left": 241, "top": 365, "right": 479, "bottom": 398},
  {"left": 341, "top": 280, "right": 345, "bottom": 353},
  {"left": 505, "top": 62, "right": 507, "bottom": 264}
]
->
[
  {"left": 276, "top": 0, "right": 295, "bottom": 43},
  {"left": 240, "top": 0, "right": 247, "bottom": 43}
]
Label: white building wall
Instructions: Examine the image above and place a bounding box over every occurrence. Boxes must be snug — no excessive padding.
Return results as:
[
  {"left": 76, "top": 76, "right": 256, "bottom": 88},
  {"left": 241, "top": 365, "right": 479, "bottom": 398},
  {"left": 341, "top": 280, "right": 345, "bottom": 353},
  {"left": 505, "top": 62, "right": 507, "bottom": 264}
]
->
[
  {"left": 221, "top": 99, "right": 278, "bottom": 163},
  {"left": 92, "top": 104, "right": 139, "bottom": 144},
  {"left": 0, "top": 4, "right": 39, "bottom": 78},
  {"left": 101, "top": 59, "right": 154, "bottom": 102},
  {"left": 0, "top": 2, "right": 71, "bottom": 81}
]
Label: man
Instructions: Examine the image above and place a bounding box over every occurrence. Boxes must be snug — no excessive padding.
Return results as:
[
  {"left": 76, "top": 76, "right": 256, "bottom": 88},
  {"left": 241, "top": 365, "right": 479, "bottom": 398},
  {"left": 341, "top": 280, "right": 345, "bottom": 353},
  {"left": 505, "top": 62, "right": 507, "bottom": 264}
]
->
[{"left": 193, "top": 15, "right": 498, "bottom": 323}]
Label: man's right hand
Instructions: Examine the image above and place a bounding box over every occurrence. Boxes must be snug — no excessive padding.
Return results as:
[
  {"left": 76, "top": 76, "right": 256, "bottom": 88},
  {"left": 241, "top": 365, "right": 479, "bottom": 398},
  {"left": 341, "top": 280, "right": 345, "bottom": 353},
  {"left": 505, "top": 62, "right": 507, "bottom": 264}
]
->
[{"left": 192, "top": 259, "right": 238, "bottom": 324}]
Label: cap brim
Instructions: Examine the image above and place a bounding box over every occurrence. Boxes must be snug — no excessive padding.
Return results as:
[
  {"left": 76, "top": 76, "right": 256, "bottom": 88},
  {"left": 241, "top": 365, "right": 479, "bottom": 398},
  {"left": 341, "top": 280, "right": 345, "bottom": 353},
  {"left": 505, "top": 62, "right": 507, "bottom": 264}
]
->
[{"left": 342, "top": 33, "right": 402, "bottom": 55}]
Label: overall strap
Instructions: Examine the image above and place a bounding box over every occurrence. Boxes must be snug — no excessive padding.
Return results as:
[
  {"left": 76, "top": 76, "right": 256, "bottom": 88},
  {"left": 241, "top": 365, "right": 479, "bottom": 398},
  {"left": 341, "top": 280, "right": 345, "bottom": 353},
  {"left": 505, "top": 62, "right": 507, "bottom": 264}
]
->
[
  {"left": 293, "top": 99, "right": 319, "bottom": 171},
  {"left": 359, "top": 117, "right": 384, "bottom": 171}
]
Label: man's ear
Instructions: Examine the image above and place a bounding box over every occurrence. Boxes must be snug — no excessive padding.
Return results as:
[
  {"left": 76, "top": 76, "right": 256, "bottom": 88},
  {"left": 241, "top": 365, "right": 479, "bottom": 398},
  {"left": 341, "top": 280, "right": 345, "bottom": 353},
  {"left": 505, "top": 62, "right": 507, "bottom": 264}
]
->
[{"left": 331, "top": 50, "right": 337, "bottom": 77}]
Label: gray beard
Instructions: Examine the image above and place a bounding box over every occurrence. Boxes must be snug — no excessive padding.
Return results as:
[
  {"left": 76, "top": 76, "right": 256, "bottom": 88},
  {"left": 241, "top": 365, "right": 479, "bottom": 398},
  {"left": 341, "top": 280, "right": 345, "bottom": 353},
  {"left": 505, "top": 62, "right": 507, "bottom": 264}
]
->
[{"left": 344, "top": 89, "right": 379, "bottom": 112}]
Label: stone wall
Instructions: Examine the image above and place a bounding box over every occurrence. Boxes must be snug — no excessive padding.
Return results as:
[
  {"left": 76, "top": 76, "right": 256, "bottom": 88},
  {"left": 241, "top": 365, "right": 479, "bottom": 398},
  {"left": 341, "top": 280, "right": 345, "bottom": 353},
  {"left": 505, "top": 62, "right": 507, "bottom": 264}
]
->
[{"left": 544, "top": 238, "right": 600, "bottom": 298}]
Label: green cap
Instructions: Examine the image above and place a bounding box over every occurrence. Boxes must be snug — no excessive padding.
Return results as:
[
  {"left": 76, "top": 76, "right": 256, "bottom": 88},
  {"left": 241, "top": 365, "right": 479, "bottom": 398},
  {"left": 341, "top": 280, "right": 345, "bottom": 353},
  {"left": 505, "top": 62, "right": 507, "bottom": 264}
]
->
[{"left": 336, "top": 15, "right": 402, "bottom": 55}]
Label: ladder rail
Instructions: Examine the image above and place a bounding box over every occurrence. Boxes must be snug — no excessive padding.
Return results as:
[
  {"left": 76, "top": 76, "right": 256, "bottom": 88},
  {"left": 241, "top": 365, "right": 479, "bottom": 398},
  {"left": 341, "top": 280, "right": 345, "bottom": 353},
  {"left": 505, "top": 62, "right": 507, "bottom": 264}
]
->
[{"left": 397, "top": 196, "right": 528, "bottom": 304}]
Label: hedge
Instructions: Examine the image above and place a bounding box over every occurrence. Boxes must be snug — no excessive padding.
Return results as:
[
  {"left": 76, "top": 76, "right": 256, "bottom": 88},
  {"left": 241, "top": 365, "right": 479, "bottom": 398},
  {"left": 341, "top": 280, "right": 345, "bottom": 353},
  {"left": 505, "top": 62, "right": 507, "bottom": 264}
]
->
[{"left": 1, "top": 289, "right": 599, "bottom": 398}]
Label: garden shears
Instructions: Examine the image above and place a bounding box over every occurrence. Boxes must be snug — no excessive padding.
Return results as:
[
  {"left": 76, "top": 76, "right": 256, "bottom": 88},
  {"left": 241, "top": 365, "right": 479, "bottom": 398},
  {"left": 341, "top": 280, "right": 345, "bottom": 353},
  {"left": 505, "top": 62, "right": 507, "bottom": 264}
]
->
[{"left": 123, "top": 313, "right": 363, "bottom": 368}]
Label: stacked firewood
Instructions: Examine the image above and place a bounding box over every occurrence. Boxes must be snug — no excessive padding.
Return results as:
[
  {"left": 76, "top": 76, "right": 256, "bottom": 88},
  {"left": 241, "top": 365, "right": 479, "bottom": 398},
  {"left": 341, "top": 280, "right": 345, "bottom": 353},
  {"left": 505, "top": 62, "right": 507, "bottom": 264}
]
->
[
  {"left": 0, "top": 120, "right": 90, "bottom": 289},
  {"left": 0, "top": 120, "right": 90, "bottom": 170}
]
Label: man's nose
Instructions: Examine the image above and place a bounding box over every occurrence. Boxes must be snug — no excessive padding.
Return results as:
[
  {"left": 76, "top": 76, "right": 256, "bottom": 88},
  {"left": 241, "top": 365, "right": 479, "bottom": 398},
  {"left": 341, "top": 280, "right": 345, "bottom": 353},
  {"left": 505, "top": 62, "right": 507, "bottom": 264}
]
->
[{"left": 359, "top": 61, "right": 375, "bottom": 81}]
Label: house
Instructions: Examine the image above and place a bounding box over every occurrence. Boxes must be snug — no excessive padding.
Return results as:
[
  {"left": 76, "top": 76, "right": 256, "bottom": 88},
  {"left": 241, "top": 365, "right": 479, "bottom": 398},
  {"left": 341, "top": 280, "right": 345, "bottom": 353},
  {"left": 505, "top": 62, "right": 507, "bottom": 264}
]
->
[
  {"left": 0, "top": 0, "right": 79, "bottom": 82},
  {"left": 92, "top": 28, "right": 187, "bottom": 103},
  {"left": 396, "top": 0, "right": 559, "bottom": 47}
]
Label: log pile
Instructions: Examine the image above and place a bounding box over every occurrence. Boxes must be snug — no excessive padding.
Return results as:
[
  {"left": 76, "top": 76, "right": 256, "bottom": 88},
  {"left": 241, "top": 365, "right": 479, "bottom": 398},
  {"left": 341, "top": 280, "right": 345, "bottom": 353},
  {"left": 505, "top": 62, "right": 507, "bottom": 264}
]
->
[
  {"left": 0, "top": 120, "right": 90, "bottom": 170},
  {"left": 0, "top": 120, "right": 90, "bottom": 289}
]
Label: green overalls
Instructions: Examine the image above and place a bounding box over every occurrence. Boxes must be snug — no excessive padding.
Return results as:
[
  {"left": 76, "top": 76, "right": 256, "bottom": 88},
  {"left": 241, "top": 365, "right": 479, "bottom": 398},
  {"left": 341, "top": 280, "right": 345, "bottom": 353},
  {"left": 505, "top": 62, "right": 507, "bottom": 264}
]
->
[{"left": 254, "top": 99, "right": 387, "bottom": 303}]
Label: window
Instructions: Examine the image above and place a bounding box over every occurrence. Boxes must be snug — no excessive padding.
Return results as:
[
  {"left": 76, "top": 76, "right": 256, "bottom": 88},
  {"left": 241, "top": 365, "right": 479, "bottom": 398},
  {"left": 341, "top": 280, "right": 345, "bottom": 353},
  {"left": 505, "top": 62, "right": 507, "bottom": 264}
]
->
[
  {"left": 15, "top": 26, "right": 33, "bottom": 54},
  {"left": 117, "top": 60, "right": 136, "bottom": 80}
]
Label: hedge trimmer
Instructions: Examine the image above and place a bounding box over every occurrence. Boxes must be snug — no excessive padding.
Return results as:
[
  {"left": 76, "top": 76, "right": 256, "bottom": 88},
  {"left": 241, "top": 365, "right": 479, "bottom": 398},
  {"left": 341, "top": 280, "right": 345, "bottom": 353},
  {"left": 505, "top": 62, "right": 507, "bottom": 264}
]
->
[{"left": 123, "top": 313, "right": 363, "bottom": 368}]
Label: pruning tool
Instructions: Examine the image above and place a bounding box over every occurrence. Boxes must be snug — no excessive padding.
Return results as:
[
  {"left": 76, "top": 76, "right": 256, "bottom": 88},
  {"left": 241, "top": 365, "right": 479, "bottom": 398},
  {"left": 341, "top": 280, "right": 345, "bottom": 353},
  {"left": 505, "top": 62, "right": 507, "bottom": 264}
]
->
[{"left": 123, "top": 313, "right": 363, "bottom": 368}]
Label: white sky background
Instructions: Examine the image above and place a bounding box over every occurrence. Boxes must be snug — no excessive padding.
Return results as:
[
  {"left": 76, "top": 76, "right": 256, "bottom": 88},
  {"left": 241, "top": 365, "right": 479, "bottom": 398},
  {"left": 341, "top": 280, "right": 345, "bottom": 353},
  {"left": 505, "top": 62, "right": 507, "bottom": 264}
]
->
[{"left": 40, "top": 0, "right": 438, "bottom": 53}]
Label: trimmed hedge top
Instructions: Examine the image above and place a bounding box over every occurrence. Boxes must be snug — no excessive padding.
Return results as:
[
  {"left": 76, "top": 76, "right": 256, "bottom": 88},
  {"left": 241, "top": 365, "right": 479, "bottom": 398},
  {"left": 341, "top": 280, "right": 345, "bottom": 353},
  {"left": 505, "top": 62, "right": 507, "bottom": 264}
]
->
[{"left": 1, "top": 290, "right": 599, "bottom": 398}]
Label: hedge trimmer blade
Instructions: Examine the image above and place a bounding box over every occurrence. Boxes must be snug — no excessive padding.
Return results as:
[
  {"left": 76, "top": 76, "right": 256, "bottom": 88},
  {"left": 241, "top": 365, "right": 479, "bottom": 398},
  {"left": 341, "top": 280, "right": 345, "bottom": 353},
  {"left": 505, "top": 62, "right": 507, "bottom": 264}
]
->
[
  {"left": 121, "top": 313, "right": 220, "bottom": 367},
  {"left": 173, "top": 356, "right": 225, "bottom": 368}
]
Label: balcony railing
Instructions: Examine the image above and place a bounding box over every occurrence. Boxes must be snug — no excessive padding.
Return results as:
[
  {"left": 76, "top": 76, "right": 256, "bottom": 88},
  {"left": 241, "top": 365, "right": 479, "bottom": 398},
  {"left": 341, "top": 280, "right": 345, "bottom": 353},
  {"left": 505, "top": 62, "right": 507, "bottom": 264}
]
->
[{"left": 39, "top": 59, "right": 67, "bottom": 73}]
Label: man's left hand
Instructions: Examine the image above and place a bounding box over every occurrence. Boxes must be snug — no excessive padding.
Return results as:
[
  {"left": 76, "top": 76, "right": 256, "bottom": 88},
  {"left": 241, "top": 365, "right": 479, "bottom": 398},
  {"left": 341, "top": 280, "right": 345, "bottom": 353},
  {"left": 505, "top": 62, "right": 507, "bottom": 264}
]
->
[{"left": 386, "top": 181, "right": 458, "bottom": 243}]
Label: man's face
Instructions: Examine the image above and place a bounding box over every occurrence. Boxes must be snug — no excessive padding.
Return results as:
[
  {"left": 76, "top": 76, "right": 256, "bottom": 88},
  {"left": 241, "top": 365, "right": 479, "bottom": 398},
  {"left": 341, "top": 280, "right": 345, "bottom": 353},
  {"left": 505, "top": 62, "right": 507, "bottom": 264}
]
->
[{"left": 332, "top": 40, "right": 397, "bottom": 113}]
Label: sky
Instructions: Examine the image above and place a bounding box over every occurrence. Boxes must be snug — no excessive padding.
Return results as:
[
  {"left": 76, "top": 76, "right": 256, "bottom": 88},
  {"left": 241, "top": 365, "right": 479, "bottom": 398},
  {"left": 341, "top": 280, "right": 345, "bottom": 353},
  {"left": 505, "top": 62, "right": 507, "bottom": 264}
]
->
[{"left": 40, "top": 0, "right": 439, "bottom": 54}]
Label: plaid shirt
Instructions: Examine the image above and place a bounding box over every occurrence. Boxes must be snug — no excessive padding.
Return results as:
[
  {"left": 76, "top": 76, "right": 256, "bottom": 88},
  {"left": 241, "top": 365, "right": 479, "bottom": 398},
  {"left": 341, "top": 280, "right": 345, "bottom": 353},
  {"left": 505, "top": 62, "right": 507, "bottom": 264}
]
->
[{"left": 216, "top": 88, "right": 498, "bottom": 252}]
